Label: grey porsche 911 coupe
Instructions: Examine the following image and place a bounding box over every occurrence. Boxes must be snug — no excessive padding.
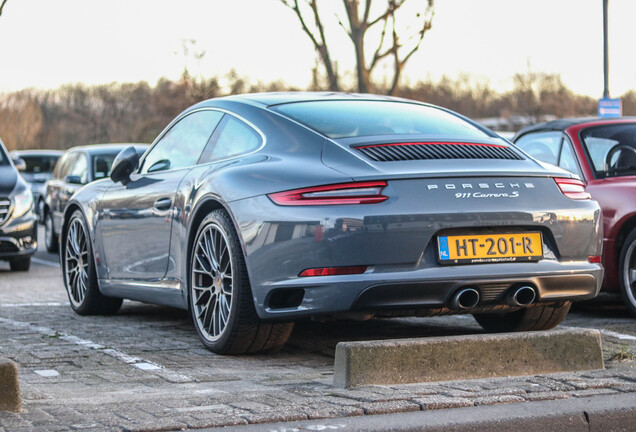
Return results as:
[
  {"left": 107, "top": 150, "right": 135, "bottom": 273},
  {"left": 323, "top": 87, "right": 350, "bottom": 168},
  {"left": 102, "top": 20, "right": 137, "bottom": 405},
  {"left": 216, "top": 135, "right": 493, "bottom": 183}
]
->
[{"left": 60, "top": 92, "right": 603, "bottom": 354}]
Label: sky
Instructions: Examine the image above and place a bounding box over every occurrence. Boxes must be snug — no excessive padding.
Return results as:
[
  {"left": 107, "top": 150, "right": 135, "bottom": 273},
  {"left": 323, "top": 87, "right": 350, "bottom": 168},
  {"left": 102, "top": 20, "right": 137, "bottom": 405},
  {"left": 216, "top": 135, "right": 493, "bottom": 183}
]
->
[{"left": 0, "top": 0, "right": 634, "bottom": 98}]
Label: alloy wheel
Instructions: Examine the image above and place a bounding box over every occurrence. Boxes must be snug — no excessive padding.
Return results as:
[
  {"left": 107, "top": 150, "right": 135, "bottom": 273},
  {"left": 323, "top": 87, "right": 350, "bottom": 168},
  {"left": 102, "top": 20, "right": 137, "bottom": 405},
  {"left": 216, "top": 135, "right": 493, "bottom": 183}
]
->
[
  {"left": 65, "top": 217, "right": 89, "bottom": 307},
  {"left": 623, "top": 239, "right": 636, "bottom": 310},
  {"left": 191, "top": 223, "right": 234, "bottom": 342}
]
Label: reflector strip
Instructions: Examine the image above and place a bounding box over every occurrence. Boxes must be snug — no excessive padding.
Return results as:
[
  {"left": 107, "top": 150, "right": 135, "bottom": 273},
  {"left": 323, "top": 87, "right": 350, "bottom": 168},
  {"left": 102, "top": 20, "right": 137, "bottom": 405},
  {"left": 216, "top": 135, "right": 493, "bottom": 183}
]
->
[{"left": 299, "top": 266, "right": 368, "bottom": 277}]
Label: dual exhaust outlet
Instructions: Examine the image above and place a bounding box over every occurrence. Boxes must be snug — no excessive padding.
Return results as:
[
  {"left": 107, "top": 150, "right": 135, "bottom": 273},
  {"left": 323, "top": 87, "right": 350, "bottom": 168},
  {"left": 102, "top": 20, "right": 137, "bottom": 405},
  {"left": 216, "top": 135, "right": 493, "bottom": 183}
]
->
[{"left": 449, "top": 285, "right": 537, "bottom": 310}]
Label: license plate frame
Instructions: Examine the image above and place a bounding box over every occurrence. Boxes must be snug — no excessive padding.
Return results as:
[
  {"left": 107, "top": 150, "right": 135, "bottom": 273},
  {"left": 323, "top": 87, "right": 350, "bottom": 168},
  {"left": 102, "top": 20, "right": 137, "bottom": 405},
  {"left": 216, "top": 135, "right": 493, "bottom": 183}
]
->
[{"left": 437, "top": 232, "right": 543, "bottom": 264}]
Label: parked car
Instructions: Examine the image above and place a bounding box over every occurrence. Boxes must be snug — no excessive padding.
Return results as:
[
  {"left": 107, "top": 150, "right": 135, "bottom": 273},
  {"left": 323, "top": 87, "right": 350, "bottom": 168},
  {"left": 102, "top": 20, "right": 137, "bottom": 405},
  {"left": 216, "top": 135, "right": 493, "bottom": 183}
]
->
[
  {"left": 0, "top": 139, "right": 38, "bottom": 271},
  {"left": 513, "top": 118, "right": 636, "bottom": 316},
  {"left": 43, "top": 143, "right": 148, "bottom": 253},
  {"left": 10, "top": 149, "right": 63, "bottom": 222},
  {"left": 60, "top": 93, "right": 602, "bottom": 354}
]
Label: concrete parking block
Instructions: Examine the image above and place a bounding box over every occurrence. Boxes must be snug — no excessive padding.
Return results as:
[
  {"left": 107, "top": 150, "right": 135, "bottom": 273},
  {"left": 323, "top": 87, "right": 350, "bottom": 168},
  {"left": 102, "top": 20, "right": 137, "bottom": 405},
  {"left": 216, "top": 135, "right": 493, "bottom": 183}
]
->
[
  {"left": 0, "top": 357, "right": 21, "bottom": 412},
  {"left": 333, "top": 328, "right": 604, "bottom": 388}
]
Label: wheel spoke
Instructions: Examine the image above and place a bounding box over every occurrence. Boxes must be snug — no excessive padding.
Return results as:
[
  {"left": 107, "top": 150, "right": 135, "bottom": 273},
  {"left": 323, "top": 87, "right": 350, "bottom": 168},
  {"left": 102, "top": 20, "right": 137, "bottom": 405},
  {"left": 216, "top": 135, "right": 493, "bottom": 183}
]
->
[
  {"left": 210, "top": 230, "right": 221, "bottom": 273},
  {"left": 194, "top": 252, "right": 211, "bottom": 276}
]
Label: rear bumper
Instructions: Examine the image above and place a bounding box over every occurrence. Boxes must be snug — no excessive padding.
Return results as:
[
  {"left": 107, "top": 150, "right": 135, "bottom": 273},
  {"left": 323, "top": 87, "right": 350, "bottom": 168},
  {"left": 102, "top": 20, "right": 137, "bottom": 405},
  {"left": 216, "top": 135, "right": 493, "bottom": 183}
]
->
[{"left": 256, "top": 262, "right": 602, "bottom": 319}]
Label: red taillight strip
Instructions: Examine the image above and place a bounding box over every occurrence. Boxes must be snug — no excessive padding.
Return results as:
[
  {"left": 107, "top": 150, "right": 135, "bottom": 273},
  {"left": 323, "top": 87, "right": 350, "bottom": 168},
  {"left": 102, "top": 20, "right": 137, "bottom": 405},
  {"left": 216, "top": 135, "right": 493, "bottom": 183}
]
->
[
  {"left": 269, "top": 181, "right": 388, "bottom": 206},
  {"left": 299, "top": 266, "right": 368, "bottom": 277},
  {"left": 588, "top": 256, "right": 602, "bottom": 264},
  {"left": 356, "top": 142, "right": 507, "bottom": 149},
  {"left": 554, "top": 178, "right": 591, "bottom": 200}
]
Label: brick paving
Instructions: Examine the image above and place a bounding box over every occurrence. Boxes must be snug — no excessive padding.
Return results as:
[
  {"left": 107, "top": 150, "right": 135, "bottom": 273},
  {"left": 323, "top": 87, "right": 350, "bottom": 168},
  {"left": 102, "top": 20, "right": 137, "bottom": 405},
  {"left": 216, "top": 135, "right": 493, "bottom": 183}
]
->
[{"left": 1, "top": 262, "right": 635, "bottom": 431}]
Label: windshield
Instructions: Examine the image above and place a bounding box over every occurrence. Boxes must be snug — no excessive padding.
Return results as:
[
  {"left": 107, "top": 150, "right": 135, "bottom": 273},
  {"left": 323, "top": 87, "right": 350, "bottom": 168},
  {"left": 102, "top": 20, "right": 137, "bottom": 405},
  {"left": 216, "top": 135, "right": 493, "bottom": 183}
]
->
[
  {"left": 20, "top": 155, "right": 60, "bottom": 174},
  {"left": 581, "top": 124, "right": 636, "bottom": 178},
  {"left": 273, "top": 100, "right": 492, "bottom": 140}
]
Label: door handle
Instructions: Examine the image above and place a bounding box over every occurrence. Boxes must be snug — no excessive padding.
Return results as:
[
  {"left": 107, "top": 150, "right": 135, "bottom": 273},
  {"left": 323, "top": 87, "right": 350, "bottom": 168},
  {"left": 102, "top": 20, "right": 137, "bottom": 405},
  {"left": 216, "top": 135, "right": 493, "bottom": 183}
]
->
[{"left": 153, "top": 197, "right": 172, "bottom": 211}]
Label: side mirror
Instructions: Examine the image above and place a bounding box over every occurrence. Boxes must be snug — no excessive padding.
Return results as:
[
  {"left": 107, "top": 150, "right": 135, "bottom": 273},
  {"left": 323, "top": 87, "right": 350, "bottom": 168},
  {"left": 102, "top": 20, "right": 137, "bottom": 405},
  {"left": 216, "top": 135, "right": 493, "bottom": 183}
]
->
[
  {"left": 110, "top": 146, "right": 140, "bottom": 185},
  {"left": 65, "top": 175, "right": 83, "bottom": 185},
  {"left": 13, "top": 157, "right": 26, "bottom": 171}
]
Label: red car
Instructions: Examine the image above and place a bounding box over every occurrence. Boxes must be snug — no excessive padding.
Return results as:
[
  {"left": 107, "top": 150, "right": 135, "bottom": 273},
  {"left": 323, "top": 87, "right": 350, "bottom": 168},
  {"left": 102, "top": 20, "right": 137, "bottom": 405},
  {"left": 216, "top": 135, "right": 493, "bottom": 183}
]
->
[{"left": 513, "top": 118, "right": 636, "bottom": 316}]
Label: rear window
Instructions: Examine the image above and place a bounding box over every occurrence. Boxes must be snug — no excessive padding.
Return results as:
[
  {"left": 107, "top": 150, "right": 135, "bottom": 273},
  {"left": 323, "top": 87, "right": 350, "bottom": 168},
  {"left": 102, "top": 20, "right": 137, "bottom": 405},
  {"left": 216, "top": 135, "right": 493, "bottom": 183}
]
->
[{"left": 273, "top": 100, "right": 491, "bottom": 140}]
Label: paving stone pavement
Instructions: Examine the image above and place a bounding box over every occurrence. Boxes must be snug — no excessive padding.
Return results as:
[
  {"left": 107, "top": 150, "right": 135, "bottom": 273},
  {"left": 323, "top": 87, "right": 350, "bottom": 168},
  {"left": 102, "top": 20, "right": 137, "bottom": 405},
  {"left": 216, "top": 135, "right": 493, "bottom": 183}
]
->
[{"left": 1, "top": 262, "right": 635, "bottom": 431}]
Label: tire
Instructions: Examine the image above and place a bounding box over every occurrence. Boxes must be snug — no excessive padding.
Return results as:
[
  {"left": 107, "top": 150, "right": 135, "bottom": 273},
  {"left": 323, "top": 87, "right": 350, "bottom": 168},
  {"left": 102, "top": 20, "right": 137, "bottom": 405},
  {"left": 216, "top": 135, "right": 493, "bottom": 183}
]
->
[
  {"left": 189, "top": 210, "right": 294, "bottom": 354},
  {"left": 37, "top": 199, "right": 46, "bottom": 224},
  {"left": 62, "top": 210, "right": 122, "bottom": 315},
  {"left": 473, "top": 301, "right": 571, "bottom": 332},
  {"left": 9, "top": 257, "right": 30, "bottom": 271},
  {"left": 44, "top": 211, "right": 58, "bottom": 253},
  {"left": 619, "top": 228, "right": 636, "bottom": 317}
]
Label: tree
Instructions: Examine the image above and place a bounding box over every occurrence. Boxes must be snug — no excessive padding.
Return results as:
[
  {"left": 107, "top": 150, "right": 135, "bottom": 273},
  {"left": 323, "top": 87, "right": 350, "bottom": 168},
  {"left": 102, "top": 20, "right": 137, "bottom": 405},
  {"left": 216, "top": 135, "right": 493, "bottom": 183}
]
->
[{"left": 281, "top": 0, "right": 434, "bottom": 95}]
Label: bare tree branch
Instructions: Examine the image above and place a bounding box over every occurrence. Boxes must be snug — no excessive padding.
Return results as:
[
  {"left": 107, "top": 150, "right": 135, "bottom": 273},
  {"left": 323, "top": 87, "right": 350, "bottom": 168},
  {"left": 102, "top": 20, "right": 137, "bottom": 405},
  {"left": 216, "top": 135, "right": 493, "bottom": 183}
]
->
[
  {"left": 388, "top": 0, "right": 434, "bottom": 95},
  {"left": 282, "top": 0, "right": 434, "bottom": 94},
  {"left": 368, "top": 0, "right": 404, "bottom": 28},
  {"left": 280, "top": 0, "right": 339, "bottom": 90},
  {"left": 0, "top": 0, "right": 8, "bottom": 17},
  {"left": 369, "top": 13, "right": 391, "bottom": 70}
]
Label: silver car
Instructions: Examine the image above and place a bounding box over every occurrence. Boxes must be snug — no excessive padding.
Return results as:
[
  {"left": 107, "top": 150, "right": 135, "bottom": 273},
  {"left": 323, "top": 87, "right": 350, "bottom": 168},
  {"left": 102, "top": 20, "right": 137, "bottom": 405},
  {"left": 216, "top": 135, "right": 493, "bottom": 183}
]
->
[{"left": 60, "top": 93, "right": 603, "bottom": 354}]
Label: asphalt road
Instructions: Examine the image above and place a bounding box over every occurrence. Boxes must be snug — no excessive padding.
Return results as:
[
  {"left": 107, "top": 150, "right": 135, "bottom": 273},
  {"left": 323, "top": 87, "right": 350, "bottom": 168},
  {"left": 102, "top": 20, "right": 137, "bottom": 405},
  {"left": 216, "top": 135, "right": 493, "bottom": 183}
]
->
[{"left": 0, "top": 227, "right": 635, "bottom": 431}]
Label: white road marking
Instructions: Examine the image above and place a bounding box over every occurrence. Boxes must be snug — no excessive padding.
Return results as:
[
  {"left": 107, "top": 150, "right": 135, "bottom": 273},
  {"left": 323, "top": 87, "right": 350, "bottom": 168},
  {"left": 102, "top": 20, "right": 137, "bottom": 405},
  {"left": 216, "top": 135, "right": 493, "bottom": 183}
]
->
[
  {"left": 0, "top": 302, "right": 67, "bottom": 307},
  {"left": 31, "top": 257, "right": 60, "bottom": 268},
  {"left": 34, "top": 369, "right": 60, "bottom": 377},
  {"left": 0, "top": 316, "right": 194, "bottom": 382},
  {"left": 561, "top": 325, "right": 636, "bottom": 342}
]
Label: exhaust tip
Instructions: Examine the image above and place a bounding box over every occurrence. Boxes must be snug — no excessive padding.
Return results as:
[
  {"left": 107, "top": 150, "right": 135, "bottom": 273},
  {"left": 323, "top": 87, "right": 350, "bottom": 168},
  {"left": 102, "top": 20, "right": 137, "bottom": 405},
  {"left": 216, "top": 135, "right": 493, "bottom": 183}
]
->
[
  {"left": 450, "top": 288, "right": 480, "bottom": 310},
  {"left": 507, "top": 285, "right": 536, "bottom": 307}
]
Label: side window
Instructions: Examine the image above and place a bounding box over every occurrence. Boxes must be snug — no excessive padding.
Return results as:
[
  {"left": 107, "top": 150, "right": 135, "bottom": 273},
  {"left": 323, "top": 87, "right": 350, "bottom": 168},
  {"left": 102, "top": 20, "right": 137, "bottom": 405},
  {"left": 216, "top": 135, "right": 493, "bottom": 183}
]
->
[
  {"left": 199, "top": 115, "right": 262, "bottom": 163},
  {"left": 514, "top": 131, "right": 561, "bottom": 165},
  {"left": 52, "top": 153, "right": 68, "bottom": 179},
  {"left": 141, "top": 110, "right": 223, "bottom": 174},
  {"left": 559, "top": 136, "right": 582, "bottom": 177},
  {"left": 59, "top": 153, "right": 78, "bottom": 180},
  {"left": 66, "top": 153, "right": 89, "bottom": 184}
]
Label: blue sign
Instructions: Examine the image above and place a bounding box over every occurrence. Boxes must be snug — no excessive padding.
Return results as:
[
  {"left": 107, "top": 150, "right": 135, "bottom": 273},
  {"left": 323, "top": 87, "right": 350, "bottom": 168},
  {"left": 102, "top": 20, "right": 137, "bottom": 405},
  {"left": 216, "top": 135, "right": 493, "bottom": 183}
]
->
[
  {"left": 438, "top": 236, "right": 449, "bottom": 260},
  {"left": 598, "top": 98, "right": 622, "bottom": 118}
]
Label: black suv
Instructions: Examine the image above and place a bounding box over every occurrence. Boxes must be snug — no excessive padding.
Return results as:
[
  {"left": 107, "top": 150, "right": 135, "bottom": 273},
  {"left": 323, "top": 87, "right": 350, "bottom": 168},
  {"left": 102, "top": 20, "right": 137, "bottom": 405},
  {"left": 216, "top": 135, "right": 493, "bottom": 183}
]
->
[{"left": 0, "top": 138, "right": 37, "bottom": 271}]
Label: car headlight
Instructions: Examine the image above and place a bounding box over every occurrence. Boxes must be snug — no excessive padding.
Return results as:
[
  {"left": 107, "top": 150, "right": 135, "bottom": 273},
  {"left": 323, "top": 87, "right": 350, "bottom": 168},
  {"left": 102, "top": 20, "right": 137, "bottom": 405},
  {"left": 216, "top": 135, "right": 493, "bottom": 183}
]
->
[{"left": 12, "top": 185, "right": 34, "bottom": 218}]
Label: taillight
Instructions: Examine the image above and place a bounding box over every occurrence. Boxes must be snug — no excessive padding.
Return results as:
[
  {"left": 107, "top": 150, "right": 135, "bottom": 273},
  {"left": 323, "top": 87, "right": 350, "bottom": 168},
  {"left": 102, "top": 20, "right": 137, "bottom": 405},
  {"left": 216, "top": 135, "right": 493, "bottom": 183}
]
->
[
  {"left": 554, "top": 178, "right": 591, "bottom": 200},
  {"left": 269, "top": 181, "right": 388, "bottom": 206},
  {"left": 299, "top": 266, "right": 368, "bottom": 277},
  {"left": 588, "top": 256, "right": 602, "bottom": 264}
]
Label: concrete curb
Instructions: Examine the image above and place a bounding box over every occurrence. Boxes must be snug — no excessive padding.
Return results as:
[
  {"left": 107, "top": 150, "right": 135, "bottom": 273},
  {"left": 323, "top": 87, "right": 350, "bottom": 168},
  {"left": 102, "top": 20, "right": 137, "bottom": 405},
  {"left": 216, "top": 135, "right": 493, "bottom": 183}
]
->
[
  {"left": 217, "top": 392, "right": 636, "bottom": 431},
  {"left": 334, "top": 328, "right": 604, "bottom": 387},
  {"left": 0, "top": 357, "right": 21, "bottom": 412}
]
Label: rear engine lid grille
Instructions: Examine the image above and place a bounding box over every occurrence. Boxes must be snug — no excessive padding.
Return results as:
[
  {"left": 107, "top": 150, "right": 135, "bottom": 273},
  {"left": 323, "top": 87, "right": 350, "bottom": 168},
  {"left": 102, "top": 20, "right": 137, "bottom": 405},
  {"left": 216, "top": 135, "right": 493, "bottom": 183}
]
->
[
  {"left": 355, "top": 142, "right": 525, "bottom": 162},
  {"left": 0, "top": 198, "right": 10, "bottom": 224}
]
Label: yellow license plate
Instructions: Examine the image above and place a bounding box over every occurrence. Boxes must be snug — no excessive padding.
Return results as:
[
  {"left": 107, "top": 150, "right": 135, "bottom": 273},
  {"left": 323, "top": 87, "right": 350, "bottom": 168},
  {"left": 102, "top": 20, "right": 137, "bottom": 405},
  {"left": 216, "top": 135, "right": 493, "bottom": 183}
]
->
[{"left": 438, "top": 232, "right": 543, "bottom": 264}]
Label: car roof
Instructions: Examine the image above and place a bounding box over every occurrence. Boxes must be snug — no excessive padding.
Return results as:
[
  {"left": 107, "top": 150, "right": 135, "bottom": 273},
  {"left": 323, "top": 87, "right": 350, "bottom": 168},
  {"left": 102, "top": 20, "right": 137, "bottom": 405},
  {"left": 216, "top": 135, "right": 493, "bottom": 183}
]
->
[
  {"left": 513, "top": 117, "right": 636, "bottom": 140},
  {"left": 66, "top": 143, "right": 148, "bottom": 155},
  {"left": 10, "top": 149, "right": 64, "bottom": 156},
  {"left": 211, "top": 91, "right": 417, "bottom": 107}
]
